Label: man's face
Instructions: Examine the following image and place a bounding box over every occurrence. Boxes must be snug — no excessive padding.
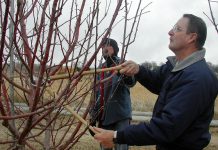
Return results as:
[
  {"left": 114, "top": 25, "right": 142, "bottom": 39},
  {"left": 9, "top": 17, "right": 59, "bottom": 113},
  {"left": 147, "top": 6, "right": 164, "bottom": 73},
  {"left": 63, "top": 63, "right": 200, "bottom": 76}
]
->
[
  {"left": 102, "top": 45, "right": 114, "bottom": 57},
  {"left": 168, "top": 17, "right": 196, "bottom": 53}
]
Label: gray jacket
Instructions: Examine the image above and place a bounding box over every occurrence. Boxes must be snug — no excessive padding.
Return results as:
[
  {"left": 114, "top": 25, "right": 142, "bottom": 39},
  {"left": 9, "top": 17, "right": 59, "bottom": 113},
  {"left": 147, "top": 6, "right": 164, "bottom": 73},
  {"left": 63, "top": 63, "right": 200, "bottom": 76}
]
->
[{"left": 91, "top": 56, "right": 136, "bottom": 126}]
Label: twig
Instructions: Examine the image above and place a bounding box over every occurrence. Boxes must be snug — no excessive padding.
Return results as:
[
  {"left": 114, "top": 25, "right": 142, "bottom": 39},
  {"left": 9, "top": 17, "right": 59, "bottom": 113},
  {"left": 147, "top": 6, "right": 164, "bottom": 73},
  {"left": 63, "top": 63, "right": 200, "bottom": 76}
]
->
[
  {"left": 49, "top": 65, "right": 122, "bottom": 80},
  {"left": 64, "top": 105, "right": 98, "bottom": 134}
]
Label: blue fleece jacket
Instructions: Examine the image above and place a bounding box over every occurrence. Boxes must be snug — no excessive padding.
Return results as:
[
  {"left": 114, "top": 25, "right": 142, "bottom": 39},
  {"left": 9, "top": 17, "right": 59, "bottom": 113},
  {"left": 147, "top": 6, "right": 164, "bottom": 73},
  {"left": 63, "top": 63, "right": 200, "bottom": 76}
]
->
[{"left": 117, "top": 50, "right": 218, "bottom": 150}]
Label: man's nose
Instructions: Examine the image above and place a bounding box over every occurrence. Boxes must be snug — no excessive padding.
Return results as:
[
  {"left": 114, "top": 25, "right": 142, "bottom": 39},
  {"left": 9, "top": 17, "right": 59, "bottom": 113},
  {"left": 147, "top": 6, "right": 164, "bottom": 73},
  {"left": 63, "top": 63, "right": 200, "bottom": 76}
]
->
[{"left": 168, "top": 29, "right": 174, "bottom": 36}]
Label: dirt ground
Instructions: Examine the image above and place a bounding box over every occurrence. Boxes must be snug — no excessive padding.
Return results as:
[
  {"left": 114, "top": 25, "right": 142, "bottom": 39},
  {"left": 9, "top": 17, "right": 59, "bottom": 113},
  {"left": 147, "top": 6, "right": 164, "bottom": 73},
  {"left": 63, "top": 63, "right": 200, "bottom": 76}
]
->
[
  {"left": 206, "top": 127, "right": 218, "bottom": 150},
  {"left": 71, "top": 127, "right": 218, "bottom": 150},
  {"left": 78, "top": 127, "right": 218, "bottom": 150},
  {"left": 0, "top": 124, "right": 217, "bottom": 149}
]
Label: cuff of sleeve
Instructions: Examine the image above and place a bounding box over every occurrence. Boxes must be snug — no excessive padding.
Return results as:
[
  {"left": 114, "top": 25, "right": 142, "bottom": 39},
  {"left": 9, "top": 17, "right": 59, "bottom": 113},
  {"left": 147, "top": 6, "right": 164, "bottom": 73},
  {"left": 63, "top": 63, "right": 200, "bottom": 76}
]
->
[
  {"left": 116, "top": 130, "right": 126, "bottom": 144},
  {"left": 114, "top": 131, "right": 117, "bottom": 138},
  {"left": 135, "top": 65, "right": 144, "bottom": 79}
]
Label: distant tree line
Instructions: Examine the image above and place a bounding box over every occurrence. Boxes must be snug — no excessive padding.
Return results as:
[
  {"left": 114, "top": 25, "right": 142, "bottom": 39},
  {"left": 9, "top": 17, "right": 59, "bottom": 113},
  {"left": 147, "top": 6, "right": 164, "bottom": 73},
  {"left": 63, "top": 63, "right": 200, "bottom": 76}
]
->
[
  {"left": 207, "top": 62, "right": 218, "bottom": 75},
  {"left": 8, "top": 61, "right": 218, "bottom": 76},
  {"left": 141, "top": 61, "right": 218, "bottom": 75}
]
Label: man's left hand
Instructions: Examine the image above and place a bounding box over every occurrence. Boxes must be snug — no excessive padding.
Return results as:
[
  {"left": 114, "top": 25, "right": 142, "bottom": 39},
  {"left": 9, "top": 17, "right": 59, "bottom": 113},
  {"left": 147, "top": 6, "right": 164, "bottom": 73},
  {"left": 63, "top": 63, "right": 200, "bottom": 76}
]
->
[{"left": 93, "top": 127, "right": 115, "bottom": 149}]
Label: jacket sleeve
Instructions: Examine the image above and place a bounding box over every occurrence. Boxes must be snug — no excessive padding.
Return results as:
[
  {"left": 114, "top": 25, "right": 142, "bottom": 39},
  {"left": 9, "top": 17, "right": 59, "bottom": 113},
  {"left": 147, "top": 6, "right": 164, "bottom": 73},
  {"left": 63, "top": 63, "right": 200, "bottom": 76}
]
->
[
  {"left": 116, "top": 69, "right": 215, "bottom": 145},
  {"left": 135, "top": 63, "right": 171, "bottom": 94}
]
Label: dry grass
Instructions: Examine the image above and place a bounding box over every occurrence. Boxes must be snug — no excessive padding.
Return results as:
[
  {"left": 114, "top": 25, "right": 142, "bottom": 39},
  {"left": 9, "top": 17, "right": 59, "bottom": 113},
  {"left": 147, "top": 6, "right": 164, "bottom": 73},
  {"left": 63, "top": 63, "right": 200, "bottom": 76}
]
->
[
  {"left": 71, "top": 127, "right": 218, "bottom": 150},
  {"left": 130, "top": 83, "right": 218, "bottom": 120},
  {"left": 46, "top": 85, "right": 218, "bottom": 150},
  {"left": 130, "top": 83, "right": 158, "bottom": 112},
  {"left": 1, "top": 81, "right": 218, "bottom": 149},
  {"left": 214, "top": 97, "right": 218, "bottom": 119}
]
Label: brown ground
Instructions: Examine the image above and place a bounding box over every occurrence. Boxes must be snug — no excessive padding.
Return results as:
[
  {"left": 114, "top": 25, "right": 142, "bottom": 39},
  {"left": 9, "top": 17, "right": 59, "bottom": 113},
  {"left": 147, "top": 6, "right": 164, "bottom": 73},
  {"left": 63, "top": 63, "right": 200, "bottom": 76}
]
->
[
  {"left": 70, "top": 127, "right": 218, "bottom": 150},
  {"left": 0, "top": 83, "right": 217, "bottom": 149},
  {"left": 1, "top": 119, "right": 217, "bottom": 150}
]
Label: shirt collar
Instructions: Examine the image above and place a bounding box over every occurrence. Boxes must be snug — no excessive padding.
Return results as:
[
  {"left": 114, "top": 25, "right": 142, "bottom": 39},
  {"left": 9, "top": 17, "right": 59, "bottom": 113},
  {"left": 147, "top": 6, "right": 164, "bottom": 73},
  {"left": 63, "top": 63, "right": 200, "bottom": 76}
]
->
[{"left": 167, "top": 48, "right": 206, "bottom": 72}]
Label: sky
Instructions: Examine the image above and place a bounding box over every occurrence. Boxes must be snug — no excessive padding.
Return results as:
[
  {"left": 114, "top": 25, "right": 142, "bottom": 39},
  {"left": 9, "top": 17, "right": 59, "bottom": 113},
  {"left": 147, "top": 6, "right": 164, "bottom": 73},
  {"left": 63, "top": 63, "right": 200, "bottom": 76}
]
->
[
  {"left": 20, "top": 0, "right": 217, "bottom": 66},
  {"left": 2, "top": 0, "right": 218, "bottom": 67},
  {"left": 109, "top": 0, "right": 218, "bottom": 65}
]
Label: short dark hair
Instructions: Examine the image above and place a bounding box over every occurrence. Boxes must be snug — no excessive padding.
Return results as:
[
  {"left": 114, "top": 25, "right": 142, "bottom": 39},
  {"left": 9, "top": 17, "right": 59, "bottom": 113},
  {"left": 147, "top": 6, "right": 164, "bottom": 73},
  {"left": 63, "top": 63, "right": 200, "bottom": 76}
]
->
[
  {"left": 102, "top": 38, "right": 119, "bottom": 56},
  {"left": 183, "top": 14, "right": 207, "bottom": 49}
]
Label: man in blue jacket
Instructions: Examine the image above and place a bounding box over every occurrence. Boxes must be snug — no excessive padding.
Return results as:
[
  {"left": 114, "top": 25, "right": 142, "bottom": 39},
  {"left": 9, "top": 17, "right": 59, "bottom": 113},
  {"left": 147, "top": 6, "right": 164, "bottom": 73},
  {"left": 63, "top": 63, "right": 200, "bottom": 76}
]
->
[
  {"left": 93, "top": 14, "right": 218, "bottom": 150},
  {"left": 89, "top": 38, "right": 136, "bottom": 150}
]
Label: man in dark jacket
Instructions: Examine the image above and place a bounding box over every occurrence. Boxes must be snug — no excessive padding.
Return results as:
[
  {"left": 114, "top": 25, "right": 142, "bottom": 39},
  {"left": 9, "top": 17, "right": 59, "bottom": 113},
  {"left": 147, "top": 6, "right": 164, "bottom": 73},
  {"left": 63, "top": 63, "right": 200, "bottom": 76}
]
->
[
  {"left": 90, "top": 38, "right": 136, "bottom": 150},
  {"left": 93, "top": 14, "right": 218, "bottom": 150}
]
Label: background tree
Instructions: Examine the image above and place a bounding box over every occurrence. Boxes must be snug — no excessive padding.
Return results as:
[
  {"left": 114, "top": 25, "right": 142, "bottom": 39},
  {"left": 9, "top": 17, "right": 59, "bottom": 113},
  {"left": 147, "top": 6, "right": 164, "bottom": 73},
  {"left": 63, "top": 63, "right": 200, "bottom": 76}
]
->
[
  {"left": 205, "top": 0, "right": 218, "bottom": 76},
  {"left": 0, "top": 0, "right": 150, "bottom": 149},
  {"left": 205, "top": 0, "right": 218, "bottom": 34}
]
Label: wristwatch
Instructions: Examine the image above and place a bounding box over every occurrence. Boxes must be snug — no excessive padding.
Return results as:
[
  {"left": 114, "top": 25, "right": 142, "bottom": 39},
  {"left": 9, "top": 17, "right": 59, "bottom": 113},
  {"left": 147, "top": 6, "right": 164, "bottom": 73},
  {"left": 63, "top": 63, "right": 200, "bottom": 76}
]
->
[{"left": 113, "top": 131, "right": 117, "bottom": 144}]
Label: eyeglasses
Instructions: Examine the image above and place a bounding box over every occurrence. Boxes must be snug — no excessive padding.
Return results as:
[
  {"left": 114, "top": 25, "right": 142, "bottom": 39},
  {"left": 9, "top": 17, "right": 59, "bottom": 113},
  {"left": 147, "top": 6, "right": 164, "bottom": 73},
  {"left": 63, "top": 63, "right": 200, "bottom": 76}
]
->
[{"left": 172, "top": 25, "right": 184, "bottom": 33}]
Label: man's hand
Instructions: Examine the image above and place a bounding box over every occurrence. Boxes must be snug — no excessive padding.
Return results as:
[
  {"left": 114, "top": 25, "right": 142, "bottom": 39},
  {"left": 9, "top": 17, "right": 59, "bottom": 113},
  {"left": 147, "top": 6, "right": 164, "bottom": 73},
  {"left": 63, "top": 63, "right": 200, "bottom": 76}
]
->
[
  {"left": 93, "top": 127, "right": 115, "bottom": 149},
  {"left": 88, "top": 120, "right": 96, "bottom": 137},
  {"left": 119, "top": 60, "right": 139, "bottom": 76}
]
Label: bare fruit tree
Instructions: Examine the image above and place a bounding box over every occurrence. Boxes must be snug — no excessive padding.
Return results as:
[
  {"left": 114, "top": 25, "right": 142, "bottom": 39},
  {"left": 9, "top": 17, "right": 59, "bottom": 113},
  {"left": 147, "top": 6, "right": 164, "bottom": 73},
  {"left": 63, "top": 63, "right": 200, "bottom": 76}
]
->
[
  {"left": 205, "top": 0, "right": 218, "bottom": 34},
  {"left": 0, "top": 0, "right": 150, "bottom": 149}
]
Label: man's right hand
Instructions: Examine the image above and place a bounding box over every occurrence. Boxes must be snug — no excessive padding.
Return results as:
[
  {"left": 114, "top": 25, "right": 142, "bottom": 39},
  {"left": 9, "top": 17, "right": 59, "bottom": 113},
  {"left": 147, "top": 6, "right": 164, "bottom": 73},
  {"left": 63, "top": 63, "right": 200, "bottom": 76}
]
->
[{"left": 119, "top": 60, "right": 140, "bottom": 76}]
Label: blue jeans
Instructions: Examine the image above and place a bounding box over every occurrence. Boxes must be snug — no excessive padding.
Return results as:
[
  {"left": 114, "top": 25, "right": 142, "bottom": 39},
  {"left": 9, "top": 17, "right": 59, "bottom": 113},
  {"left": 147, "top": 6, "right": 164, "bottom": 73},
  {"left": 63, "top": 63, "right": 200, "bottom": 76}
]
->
[{"left": 100, "top": 119, "right": 130, "bottom": 150}]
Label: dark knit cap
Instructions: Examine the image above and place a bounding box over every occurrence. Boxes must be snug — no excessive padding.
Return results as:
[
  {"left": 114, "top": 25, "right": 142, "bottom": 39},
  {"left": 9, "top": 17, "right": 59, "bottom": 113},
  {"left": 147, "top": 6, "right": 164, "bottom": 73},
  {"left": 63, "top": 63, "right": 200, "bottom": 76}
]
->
[{"left": 102, "top": 38, "right": 119, "bottom": 56}]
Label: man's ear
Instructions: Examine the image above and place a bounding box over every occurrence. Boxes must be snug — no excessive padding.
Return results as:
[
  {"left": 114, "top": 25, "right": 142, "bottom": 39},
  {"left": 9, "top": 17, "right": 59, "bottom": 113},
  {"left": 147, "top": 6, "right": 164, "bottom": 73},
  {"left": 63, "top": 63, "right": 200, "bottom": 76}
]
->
[{"left": 188, "top": 33, "right": 197, "bottom": 43}]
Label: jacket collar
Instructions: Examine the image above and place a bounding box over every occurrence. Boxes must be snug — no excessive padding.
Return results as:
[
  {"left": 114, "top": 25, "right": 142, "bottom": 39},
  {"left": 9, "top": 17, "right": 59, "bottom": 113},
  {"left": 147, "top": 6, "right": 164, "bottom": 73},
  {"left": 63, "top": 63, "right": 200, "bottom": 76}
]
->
[{"left": 167, "top": 48, "right": 206, "bottom": 72}]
